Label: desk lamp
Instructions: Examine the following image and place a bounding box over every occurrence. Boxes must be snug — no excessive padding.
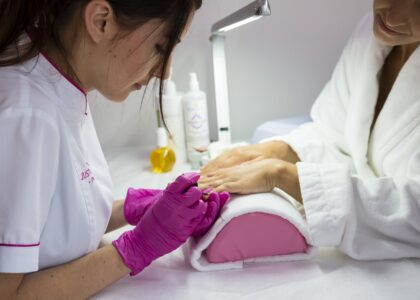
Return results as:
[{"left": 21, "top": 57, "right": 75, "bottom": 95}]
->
[{"left": 210, "top": 0, "right": 271, "bottom": 146}]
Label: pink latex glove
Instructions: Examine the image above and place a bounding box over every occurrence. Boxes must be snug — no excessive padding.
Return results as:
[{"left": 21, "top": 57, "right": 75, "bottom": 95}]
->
[
  {"left": 113, "top": 172, "right": 206, "bottom": 276},
  {"left": 193, "top": 190, "right": 230, "bottom": 238},
  {"left": 124, "top": 188, "right": 162, "bottom": 225},
  {"left": 123, "top": 187, "right": 230, "bottom": 235}
]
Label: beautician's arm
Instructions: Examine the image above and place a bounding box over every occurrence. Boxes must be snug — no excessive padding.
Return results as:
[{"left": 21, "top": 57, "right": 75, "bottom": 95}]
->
[
  {"left": 0, "top": 245, "right": 130, "bottom": 300},
  {"left": 106, "top": 199, "right": 127, "bottom": 233}
]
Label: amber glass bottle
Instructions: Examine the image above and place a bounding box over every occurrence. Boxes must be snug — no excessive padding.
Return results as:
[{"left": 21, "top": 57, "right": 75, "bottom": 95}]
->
[{"left": 150, "top": 127, "right": 176, "bottom": 173}]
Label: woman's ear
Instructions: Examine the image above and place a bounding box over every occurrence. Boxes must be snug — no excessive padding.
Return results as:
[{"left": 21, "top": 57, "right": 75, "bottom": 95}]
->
[{"left": 84, "top": 0, "right": 117, "bottom": 44}]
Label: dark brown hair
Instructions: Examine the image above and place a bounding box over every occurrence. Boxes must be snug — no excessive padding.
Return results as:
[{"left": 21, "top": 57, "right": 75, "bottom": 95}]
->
[{"left": 0, "top": 0, "right": 202, "bottom": 124}]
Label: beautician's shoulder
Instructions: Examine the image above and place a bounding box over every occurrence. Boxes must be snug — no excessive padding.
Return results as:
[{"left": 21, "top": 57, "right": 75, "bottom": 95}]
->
[{"left": 0, "top": 59, "right": 60, "bottom": 124}]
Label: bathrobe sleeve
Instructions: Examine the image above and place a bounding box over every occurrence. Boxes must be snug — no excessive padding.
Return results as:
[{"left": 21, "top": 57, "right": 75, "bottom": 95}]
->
[
  {"left": 0, "top": 108, "right": 60, "bottom": 273},
  {"left": 298, "top": 162, "right": 420, "bottom": 260}
]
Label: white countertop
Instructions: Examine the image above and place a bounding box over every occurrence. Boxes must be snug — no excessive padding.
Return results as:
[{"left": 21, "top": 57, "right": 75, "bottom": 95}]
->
[{"left": 94, "top": 147, "right": 420, "bottom": 300}]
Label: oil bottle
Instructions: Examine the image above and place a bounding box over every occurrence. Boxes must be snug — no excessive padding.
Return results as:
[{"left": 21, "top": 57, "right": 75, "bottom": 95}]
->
[{"left": 150, "top": 127, "right": 176, "bottom": 173}]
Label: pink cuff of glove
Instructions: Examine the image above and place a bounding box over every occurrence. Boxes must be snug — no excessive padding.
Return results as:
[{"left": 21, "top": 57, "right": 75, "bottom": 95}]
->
[{"left": 112, "top": 233, "right": 152, "bottom": 276}]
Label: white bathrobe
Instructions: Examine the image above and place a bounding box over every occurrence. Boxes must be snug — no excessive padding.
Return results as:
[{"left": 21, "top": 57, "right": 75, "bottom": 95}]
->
[{"left": 268, "top": 14, "right": 420, "bottom": 260}]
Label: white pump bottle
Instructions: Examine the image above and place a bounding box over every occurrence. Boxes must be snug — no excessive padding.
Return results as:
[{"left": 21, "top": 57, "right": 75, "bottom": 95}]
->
[
  {"left": 182, "top": 73, "right": 210, "bottom": 169},
  {"left": 160, "top": 70, "right": 187, "bottom": 164}
]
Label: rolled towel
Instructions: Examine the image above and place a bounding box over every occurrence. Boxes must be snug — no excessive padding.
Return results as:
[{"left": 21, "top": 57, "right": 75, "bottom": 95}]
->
[{"left": 184, "top": 189, "right": 316, "bottom": 271}]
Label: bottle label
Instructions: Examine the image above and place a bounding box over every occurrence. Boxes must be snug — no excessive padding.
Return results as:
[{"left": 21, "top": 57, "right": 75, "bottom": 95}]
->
[{"left": 184, "top": 100, "right": 210, "bottom": 142}]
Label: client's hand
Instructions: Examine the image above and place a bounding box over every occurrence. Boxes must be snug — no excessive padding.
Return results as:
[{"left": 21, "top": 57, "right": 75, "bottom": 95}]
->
[
  {"left": 200, "top": 141, "right": 299, "bottom": 175},
  {"left": 198, "top": 158, "right": 302, "bottom": 203},
  {"left": 113, "top": 173, "right": 206, "bottom": 276}
]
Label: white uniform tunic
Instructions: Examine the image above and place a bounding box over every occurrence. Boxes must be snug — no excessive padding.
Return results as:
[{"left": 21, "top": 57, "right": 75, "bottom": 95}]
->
[
  {"left": 266, "top": 14, "right": 420, "bottom": 260},
  {"left": 0, "top": 52, "right": 114, "bottom": 273}
]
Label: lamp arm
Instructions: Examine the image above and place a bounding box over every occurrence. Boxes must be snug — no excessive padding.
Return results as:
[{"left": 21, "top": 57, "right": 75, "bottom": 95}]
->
[
  {"left": 211, "top": 34, "right": 231, "bottom": 145},
  {"left": 211, "top": 0, "right": 271, "bottom": 34}
]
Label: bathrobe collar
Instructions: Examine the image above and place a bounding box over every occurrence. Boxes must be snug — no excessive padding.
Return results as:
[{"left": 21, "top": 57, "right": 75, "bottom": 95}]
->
[{"left": 346, "top": 35, "right": 420, "bottom": 177}]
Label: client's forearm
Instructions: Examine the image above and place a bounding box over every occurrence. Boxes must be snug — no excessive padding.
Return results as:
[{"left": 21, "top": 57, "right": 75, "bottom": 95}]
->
[
  {"left": 262, "top": 141, "right": 300, "bottom": 164},
  {"left": 271, "top": 160, "right": 303, "bottom": 203}
]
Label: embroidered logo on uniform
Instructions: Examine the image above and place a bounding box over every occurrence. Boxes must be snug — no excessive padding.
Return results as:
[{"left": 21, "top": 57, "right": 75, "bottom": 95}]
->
[{"left": 81, "top": 162, "right": 95, "bottom": 184}]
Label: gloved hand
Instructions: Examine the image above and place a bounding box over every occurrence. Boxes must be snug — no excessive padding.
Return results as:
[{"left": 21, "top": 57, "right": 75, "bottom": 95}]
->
[
  {"left": 113, "top": 172, "right": 206, "bottom": 276},
  {"left": 123, "top": 186, "right": 230, "bottom": 236},
  {"left": 193, "top": 189, "right": 230, "bottom": 238},
  {"left": 123, "top": 188, "right": 162, "bottom": 225}
]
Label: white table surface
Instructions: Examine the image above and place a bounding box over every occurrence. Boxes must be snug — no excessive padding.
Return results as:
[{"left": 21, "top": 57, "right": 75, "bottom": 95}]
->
[{"left": 93, "top": 147, "right": 420, "bottom": 300}]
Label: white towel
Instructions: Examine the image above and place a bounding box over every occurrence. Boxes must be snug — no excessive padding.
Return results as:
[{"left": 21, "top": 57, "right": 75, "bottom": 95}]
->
[{"left": 184, "top": 189, "right": 317, "bottom": 271}]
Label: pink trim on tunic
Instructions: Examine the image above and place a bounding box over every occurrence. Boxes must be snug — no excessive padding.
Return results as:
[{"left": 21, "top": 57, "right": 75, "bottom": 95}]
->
[
  {"left": 40, "top": 52, "right": 89, "bottom": 116},
  {"left": 0, "top": 243, "right": 40, "bottom": 247}
]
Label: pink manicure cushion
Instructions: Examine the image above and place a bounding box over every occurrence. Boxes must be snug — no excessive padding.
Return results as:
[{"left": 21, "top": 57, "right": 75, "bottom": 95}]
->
[
  {"left": 186, "top": 191, "right": 315, "bottom": 271},
  {"left": 206, "top": 212, "right": 308, "bottom": 263}
]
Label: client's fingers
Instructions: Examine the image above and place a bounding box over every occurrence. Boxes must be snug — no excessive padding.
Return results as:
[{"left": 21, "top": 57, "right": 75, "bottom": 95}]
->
[
  {"left": 198, "top": 179, "right": 224, "bottom": 191},
  {"left": 213, "top": 181, "right": 242, "bottom": 194}
]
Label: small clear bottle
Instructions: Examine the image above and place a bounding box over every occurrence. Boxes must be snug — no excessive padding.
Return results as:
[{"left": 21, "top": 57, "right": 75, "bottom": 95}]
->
[{"left": 150, "top": 127, "right": 176, "bottom": 173}]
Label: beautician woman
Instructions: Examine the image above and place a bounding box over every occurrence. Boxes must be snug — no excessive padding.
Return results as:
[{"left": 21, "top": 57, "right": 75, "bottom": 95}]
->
[
  {"left": 0, "top": 1, "right": 225, "bottom": 298},
  {"left": 200, "top": 0, "right": 420, "bottom": 260}
]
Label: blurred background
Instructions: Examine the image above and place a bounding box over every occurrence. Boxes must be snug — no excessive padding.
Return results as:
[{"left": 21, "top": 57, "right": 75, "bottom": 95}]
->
[{"left": 89, "top": 0, "right": 372, "bottom": 150}]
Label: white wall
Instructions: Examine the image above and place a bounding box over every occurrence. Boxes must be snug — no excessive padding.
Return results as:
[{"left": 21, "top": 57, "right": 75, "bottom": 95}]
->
[{"left": 90, "top": 0, "right": 372, "bottom": 149}]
